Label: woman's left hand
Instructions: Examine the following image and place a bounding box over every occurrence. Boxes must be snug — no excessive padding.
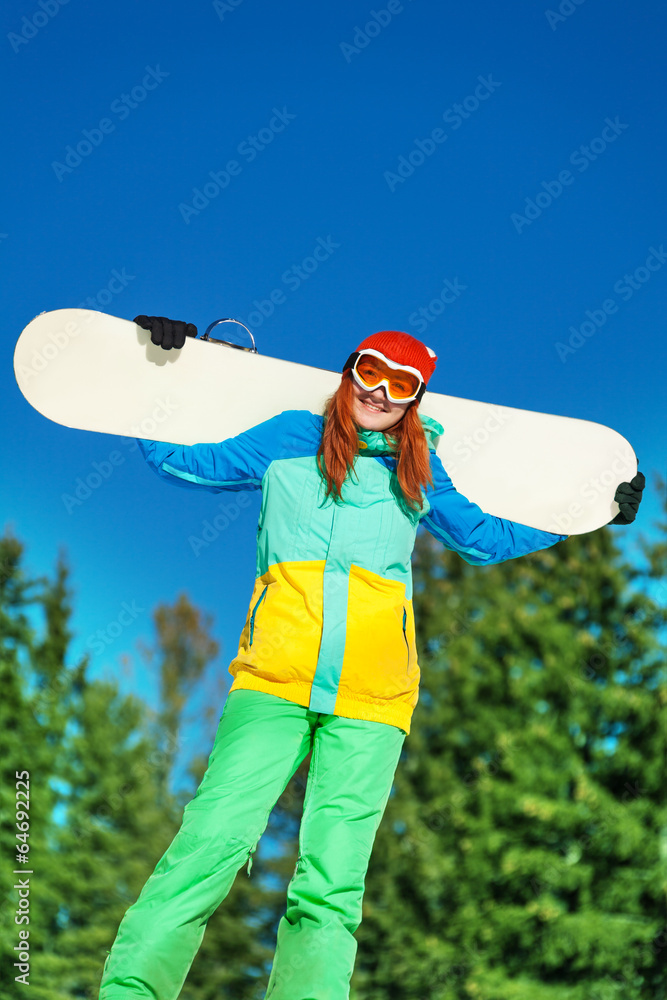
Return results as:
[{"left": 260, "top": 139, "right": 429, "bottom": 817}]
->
[{"left": 608, "top": 471, "right": 646, "bottom": 524}]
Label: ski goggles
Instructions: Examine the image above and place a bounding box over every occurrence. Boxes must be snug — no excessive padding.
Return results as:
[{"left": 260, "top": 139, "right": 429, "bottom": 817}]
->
[{"left": 343, "top": 349, "right": 427, "bottom": 403}]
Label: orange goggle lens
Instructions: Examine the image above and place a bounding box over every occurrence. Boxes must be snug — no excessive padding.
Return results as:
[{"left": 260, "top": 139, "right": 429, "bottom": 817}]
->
[{"left": 354, "top": 354, "right": 422, "bottom": 400}]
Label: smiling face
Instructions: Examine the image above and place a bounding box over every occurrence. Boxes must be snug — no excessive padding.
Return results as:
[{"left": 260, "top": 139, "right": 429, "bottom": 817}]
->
[{"left": 350, "top": 376, "right": 412, "bottom": 431}]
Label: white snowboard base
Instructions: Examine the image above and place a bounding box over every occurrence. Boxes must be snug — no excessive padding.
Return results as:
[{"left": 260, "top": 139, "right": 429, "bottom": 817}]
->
[{"left": 13, "top": 309, "right": 637, "bottom": 535}]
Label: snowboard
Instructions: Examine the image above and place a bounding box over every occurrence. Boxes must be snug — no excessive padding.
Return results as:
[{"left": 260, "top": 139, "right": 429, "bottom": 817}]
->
[{"left": 13, "top": 308, "right": 638, "bottom": 535}]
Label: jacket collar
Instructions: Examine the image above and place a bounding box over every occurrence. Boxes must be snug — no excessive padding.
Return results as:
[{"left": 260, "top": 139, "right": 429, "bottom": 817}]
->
[{"left": 356, "top": 412, "right": 443, "bottom": 455}]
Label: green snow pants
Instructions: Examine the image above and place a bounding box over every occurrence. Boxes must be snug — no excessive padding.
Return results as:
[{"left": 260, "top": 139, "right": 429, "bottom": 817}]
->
[{"left": 98, "top": 688, "right": 406, "bottom": 1000}]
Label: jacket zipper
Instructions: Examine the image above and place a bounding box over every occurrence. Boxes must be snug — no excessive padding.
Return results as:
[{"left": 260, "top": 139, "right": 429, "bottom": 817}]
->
[
  {"left": 249, "top": 585, "right": 268, "bottom": 646},
  {"left": 402, "top": 607, "right": 410, "bottom": 672}
]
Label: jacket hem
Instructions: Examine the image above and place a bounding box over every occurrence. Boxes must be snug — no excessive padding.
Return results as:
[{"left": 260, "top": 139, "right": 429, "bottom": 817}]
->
[
  {"left": 334, "top": 690, "right": 413, "bottom": 735},
  {"left": 228, "top": 671, "right": 313, "bottom": 710},
  {"left": 228, "top": 670, "right": 413, "bottom": 735}
]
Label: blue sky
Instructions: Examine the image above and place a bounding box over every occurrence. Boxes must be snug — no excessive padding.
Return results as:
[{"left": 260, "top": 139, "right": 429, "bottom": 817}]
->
[{"left": 2, "top": 0, "right": 666, "bottom": 787}]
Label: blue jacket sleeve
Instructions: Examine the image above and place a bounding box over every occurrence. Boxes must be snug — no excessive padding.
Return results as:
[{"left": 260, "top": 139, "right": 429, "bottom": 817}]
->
[
  {"left": 420, "top": 453, "right": 567, "bottom": 565},
  {"left": 136, "top": 410, "right": 311, "bottom": 495}
]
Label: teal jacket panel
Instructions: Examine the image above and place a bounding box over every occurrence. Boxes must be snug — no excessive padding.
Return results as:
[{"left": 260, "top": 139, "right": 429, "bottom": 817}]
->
[
  {"left": 136, "top": 409, "right": 567, "bottom": 730},
  {"left": 136, "top": 408, "right": 567, "bottom": 568}
]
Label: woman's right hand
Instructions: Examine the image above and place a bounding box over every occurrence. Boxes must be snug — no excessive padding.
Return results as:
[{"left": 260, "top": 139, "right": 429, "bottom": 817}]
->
[{"left": 134, "top": 315, "right": 198, "bottom": 350}]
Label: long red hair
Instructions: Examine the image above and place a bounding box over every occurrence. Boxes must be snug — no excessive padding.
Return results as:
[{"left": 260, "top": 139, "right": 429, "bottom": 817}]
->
[{"left": 316, "top": 372, "right": 434, "bottom": 510}]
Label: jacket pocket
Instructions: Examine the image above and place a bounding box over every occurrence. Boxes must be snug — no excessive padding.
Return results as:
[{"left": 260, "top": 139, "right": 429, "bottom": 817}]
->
[
  {"left": 402, "top": 606, "right": 410, "bottom": 672},
  {"left": 249, "top": 585, "right": 268, "bottom": 647}
]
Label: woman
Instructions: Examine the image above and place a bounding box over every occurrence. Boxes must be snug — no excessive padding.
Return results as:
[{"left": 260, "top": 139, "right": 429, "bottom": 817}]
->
[{"left": 98, "top": 318, "right": 643, "bottom": 1000}]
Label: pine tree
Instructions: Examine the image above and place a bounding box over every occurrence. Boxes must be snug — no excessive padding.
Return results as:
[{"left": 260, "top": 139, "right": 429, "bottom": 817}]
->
[
  {"left": 0, "top": 531, "right": 57, "bottom": 998},
  {"left": 0, "top": 537, "right": 288, "bottom": 1000},
  {"left": 354, "top": 477, "right": 667, "bottom": 1000},
  {"left": 0, "top": 542, "right": 179, "bottom": 1000},
  {"left": 138, "top": 593, "right": 220, "bottom": 805}
]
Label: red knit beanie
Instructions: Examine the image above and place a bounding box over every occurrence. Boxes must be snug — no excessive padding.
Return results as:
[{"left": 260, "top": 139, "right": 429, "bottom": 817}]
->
[{"left": 354, "top": 331, "right": 438, "bottom": 384}]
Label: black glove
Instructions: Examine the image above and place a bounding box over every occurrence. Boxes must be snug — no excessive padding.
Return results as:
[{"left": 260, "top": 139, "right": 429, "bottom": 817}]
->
[
  {"left": 134, "top": 315, "right": 198, "bottom": 351},
  {"left": 608, "top": 471, "right": 645, "bottom": 525}
]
